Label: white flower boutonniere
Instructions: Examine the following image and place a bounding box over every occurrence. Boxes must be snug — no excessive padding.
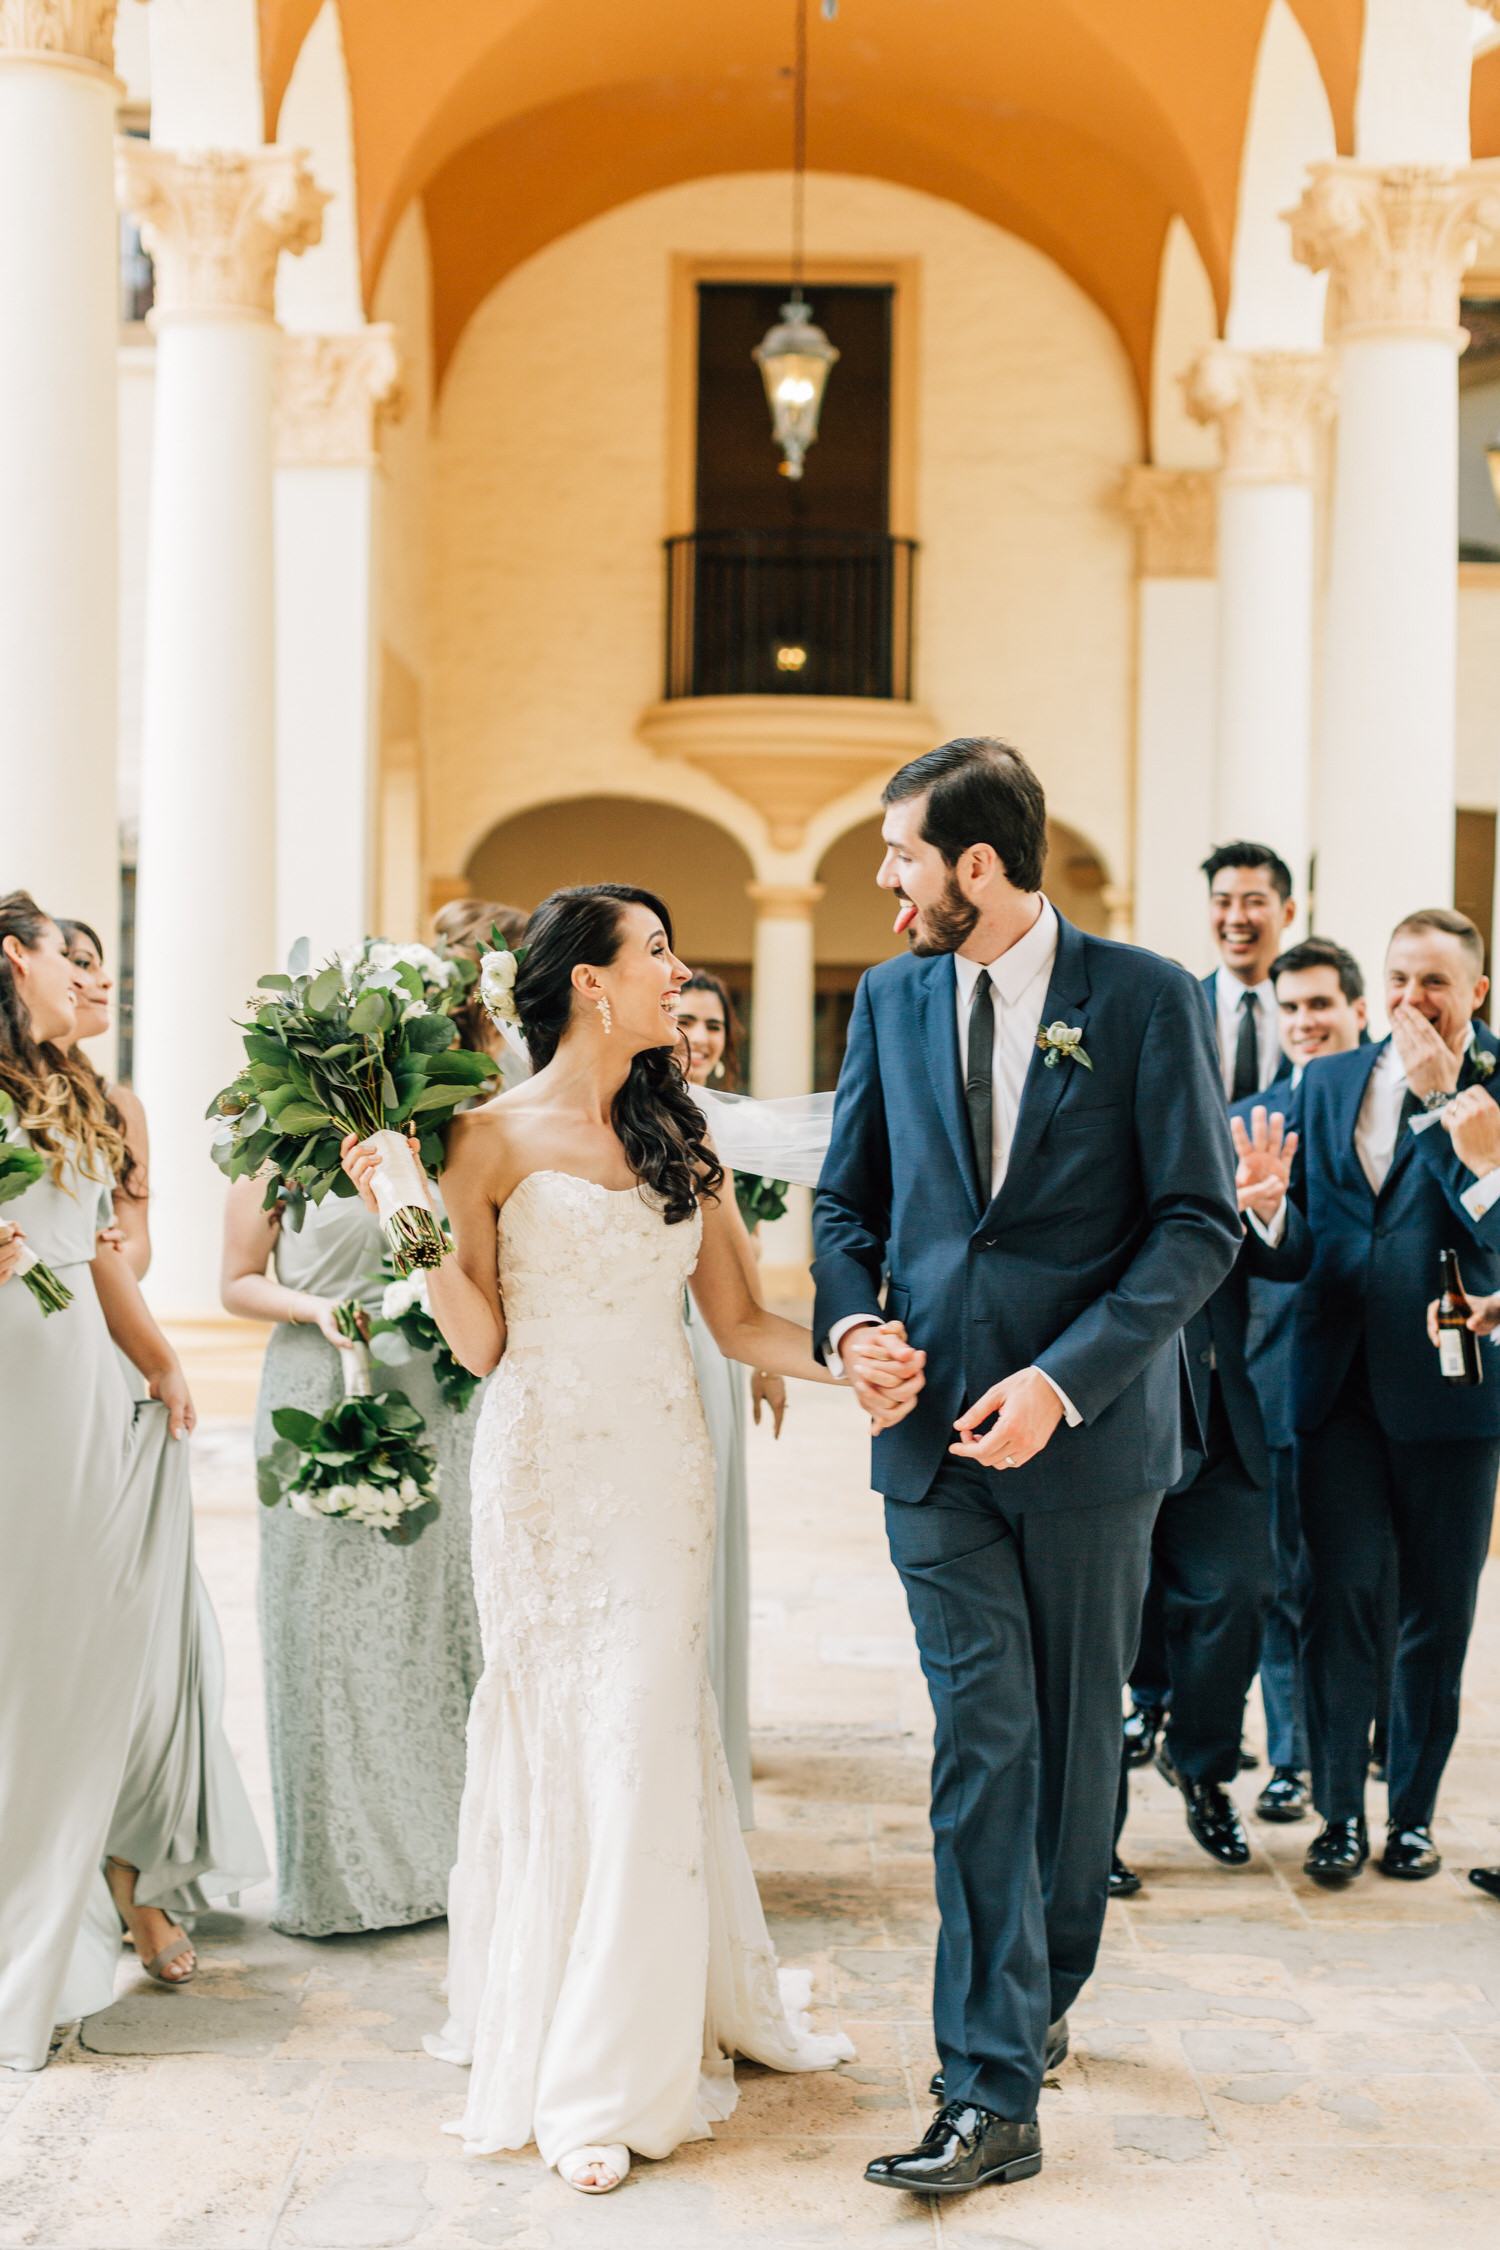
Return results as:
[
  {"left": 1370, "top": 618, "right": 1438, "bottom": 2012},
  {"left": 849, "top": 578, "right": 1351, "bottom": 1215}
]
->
[
  {"left": 1473, "top": 1048, "right": 1495, "bottom": 1082},
  {"left": 1036, "top": 1020, "right": 1092, "bottom": 1071}
]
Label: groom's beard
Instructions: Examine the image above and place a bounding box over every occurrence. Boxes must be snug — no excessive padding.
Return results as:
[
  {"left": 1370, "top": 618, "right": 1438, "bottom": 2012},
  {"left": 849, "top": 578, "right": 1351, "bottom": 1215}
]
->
[{"left": 907, "top": 873, "right": 979, "bottom": 956}]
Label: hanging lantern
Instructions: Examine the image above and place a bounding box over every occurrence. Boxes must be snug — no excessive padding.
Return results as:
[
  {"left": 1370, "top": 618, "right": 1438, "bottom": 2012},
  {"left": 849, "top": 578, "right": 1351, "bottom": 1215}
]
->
[{"left": 753, "top": 295, "right": 839, "bottom": 479}]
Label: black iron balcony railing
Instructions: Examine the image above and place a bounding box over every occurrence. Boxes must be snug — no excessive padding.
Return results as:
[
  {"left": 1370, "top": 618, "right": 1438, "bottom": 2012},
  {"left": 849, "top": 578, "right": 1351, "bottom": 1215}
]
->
[{"left": 665, "top": 529, "right": 916, "bottom": 701}]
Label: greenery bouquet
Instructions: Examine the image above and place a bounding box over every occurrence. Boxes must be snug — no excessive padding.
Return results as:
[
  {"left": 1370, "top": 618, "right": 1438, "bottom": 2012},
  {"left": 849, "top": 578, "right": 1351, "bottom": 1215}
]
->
[
  {"left": 258, "top": 1301, "right": 442, "bottom": 1544},
  {"left": 733, "top": 1172, "right": 790, "bottom": 1232},
  {"left": 0, "top": 1099, "right": 73, "bottom": 1315},
  {"left": 207, "top": 937, "right": 499, "bottom": 1272},
  {"left": 369, "top": 1245, "right": 481, "bottom": 1414}
]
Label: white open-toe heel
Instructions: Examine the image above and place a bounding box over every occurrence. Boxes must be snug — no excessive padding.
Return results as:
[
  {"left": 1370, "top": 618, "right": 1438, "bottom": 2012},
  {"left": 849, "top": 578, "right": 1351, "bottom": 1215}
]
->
[{"left": 557, "top": 2145, "right": 630, "bottom": 2194}]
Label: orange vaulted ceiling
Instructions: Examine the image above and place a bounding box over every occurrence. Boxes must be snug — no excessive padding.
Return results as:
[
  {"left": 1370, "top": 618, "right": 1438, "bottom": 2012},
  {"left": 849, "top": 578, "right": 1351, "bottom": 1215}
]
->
[{"left": 260, "top": 0, "right": 1361, "bottom": 399}]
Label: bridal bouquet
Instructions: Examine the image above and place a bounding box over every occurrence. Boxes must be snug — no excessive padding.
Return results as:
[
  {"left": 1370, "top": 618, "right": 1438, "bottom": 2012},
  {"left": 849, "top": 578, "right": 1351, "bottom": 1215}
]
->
[
  {"left": 733, "top": 1172, "right": 790, "bottom": 1232},
  {"left": 207, "top": 938, "right": 499, "bottom": 1271},
  {"left": 0, "top": 1102, "right": 73, "bottom": 1315},
  {"left": 258, "top": 1301, "right": 442, "bottom": 1544},
  {"left": 369, "top": 1248, "right": 481, "bottom": 1414}
]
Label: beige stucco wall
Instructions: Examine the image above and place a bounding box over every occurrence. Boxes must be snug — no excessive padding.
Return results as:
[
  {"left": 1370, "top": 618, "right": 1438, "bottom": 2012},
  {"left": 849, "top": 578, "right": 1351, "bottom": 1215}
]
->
[
  {"left": 1458, "top": 578, "right": 1500, "bottom": 813},
  {"left": 426, "top": 170, "right": 1142, "bottom": 913}
]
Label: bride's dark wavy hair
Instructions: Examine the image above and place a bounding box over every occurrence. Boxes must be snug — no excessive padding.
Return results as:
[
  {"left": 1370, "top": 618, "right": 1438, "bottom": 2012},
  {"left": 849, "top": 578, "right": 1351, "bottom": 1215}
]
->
[{"left": 515, "top": 884, "right": 723, "bottom": 1224}]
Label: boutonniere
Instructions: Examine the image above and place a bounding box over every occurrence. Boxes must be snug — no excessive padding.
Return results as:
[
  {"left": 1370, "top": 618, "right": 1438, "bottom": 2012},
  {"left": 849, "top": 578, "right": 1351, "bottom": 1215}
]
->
[
  {"left": 1037, "top": 1020, "right": 1092, "bottom": 1071},
  {"left": 1472, "top": 1049, "right": 1495, "bottom": 1082}
]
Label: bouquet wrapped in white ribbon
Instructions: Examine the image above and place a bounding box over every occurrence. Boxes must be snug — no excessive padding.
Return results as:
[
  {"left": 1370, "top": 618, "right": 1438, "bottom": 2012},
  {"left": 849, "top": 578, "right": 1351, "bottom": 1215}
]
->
[{"left": 208, "top": 936, "right": 499, "bottom": 1273}]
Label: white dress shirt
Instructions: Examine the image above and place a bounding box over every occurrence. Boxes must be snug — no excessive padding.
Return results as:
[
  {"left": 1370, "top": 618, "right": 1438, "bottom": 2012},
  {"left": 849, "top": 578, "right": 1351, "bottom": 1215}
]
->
[
  {"left": 1356, "top": 1025, "right": 1474, "bottom": 1196},
  {"left": 1214, "top": 966, "right": 1281, "bottom": 1099},
  {"left": 828, "top": 896, "right": 1081, "bottom": 1427}
]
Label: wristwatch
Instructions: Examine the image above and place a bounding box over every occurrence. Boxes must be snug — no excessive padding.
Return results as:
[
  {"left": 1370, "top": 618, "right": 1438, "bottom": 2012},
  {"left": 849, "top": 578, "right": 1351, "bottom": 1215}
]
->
[{"left": 1422, "top": 1089, "right": 1455, "bottom": 1113}]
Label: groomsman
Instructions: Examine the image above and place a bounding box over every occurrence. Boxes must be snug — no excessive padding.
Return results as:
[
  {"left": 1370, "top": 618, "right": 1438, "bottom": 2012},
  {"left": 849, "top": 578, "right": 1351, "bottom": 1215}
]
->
[
  {"left": 1202, "top": 842, "right": 1297, "bottom": 1100},
  {"left": 1271, "top": 909, "right": 1500, "bottom": 1883},
  {"left": 1244, "top": 939, "right": 1367, "bottom": 1824},
  {"left": 1418, "top": 1084, "right": 1500, "bottom": 1908},
  {"left": 1116, "top": 1112, "right": 1310, "bottom": 1870}
]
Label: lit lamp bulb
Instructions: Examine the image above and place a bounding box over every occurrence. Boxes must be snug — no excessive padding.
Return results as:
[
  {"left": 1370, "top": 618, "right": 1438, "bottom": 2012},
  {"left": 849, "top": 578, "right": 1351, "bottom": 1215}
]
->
[{"left": 753, "top": 296, "right": 839, "bottom": 479}]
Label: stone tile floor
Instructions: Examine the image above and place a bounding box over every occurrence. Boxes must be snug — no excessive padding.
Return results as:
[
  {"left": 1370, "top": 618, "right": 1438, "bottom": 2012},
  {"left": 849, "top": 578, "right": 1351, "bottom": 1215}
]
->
[{"left": 4, "top": 1381, "right": 1500, "bottom": 2247}]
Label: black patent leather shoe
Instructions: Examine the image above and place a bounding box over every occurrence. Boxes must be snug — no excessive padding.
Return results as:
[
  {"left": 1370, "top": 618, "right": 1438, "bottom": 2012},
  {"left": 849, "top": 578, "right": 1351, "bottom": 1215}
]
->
[
  {"left": 1469, "top": 1865, "right": 1500, "bottom": 1902},
  {"left": 1108, "top": 1852, "right": 1142, "bottom": 1898},
  {"left": 1239, "top": 1740, "right": 1259, "bottom": 1772},
  {"left": 1122, "top": 1702, "right": 1163, "bottom": 1768},
  {"left": 1304, "top": 1816, "right": 1368, "bottom": 1883},
  {"left": 929, "top": 2018, "right": 1068, "bottom": 2100},
  {"left": 866, "top": 2103, "right": 1042, "bottom": 2195},
  {"left": 1255, "top": 1767, "right": 1310, "bottom": 1824},
  {"left": 1155, "top": 1748, "right": 1251, "bottom": 1865},
  {"left": 1379, "top": 1825, "right": 1440, "bottom": 1880}
]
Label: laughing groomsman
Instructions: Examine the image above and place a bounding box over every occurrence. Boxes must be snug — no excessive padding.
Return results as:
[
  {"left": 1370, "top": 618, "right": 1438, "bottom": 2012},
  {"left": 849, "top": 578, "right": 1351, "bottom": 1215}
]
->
[
  {"left": 1242, "top": 939, "right": 1367, "bottom": 1827},
  {"left": 1269, "top": 910, "right": 1500, "bottom": 1885},
  {"left": 1202, "top": 844, "right": 1298, "bottom": 1102}
]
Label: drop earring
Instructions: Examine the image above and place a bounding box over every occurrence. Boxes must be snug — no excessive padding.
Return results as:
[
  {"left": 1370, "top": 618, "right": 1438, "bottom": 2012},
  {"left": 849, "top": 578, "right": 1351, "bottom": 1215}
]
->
[{"left": 597, "top": 994, "right": 613, "bottom": 1035}]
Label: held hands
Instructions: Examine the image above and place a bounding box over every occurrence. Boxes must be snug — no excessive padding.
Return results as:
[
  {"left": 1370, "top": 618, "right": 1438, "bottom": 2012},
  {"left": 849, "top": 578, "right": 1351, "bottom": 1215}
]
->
[
  {"left": 1390, "top": 1001, "right": 1461, "bottom": 1099},
  {"left": 1427, "top": 1289, "right": 1500, "bottom": 1345},
  {"left": 1229, "top": 1105, "right": 1298, "bottom": 1221},
  {"left": 839, "top": 1319, "right": 926, "bottom": 1432},
  {"left": 1439, "top": 1085, "right": 1500, "bottom": 1179},
  {"left": 750, "top": 1371, "right": 787, "bottom": 1437},
  {"left": 950, "top": 1365, "right": 1064, "bottom": 1470}
]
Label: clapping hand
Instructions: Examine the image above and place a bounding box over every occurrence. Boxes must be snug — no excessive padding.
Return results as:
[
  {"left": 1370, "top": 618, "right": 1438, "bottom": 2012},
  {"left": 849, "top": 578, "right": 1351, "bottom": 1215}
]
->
[
  {"left": 839, "top": 1319, "right": 926, "bottom": 1432},
  {"left": 1389, "top": 1000, "right": 1461, "bottom": 1099},
  {"left": 1439, "top": 1085, "right": 1500, "bottom": 1179},
  {"left": 1229, "top": 1104, "right": 1297, "bottom": 1221}
]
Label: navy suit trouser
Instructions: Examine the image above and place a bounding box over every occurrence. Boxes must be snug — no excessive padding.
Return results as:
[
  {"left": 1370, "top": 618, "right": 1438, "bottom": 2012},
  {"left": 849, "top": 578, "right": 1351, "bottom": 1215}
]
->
[
  {"left": 885, "top": 1462, "right": 1158, "bottom": 2121},
  {"left": 1257, "top": 1445, "right": 1310, "bottom": 1772},
  {"left": 1298, "top": 1350, "right": 1498, "bottom": 1830}
]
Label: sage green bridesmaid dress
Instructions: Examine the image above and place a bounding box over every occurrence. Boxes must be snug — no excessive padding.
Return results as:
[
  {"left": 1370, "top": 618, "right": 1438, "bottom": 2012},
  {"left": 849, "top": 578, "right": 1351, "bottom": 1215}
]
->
[
  {"left": 0, "top": 1127, "right": 266, "bottom": 2073},
  {"left": 254, "top": 1194, "right": 484, "bottom": 1936}
]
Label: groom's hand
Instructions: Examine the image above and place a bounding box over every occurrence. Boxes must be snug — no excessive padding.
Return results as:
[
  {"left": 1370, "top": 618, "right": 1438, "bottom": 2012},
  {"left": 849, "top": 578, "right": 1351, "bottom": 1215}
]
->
[
  {"left": 840, "top": 1320, "right": 926, "bottom": 1430},
  {"left": 950, "top": 1367, "right": 1064, "bottom": 1470}
]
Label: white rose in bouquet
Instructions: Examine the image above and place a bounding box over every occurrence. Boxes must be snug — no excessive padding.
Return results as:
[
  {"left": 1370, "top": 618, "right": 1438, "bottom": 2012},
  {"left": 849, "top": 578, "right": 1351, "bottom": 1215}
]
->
[
  {"left": 381, "top": 1272, "right": 432, "bottom": 1322},
  {"left": 480, "top": 948, "right": 520, "bottom": 1026}
]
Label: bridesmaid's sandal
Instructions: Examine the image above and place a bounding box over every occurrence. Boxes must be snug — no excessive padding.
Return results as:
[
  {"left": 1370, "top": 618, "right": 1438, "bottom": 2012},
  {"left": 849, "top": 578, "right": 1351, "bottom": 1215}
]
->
[
  {"left": 105, "top": 1858, "right": 197, "bottom": 1986},
  {"left": 557, "top": 2146, "right": 630, "bottom": 2194}
]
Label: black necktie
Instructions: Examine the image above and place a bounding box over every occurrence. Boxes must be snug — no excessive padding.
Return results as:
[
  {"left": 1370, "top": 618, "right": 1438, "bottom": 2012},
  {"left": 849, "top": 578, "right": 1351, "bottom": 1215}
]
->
[
  {"left": 965, "top": 972, "right": 994, "bottom": 1197},
  {"left": 1232, "top": 989, "right": 1260, "bottom": 1103},
  {"left": 1397, "top": 1086, "right": 1423, "bottom": 1138}
]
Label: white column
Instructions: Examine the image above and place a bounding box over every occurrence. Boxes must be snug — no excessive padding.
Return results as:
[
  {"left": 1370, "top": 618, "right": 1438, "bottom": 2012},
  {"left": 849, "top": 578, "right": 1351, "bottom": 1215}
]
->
[
  {"left": 747, "top": 880, "right": 822, "bottom": 1278},
  {"left": 1289, "top": 162, "right": 1500, "bottom": 994},
  {"left": 273, "top": 329, "right": 400, "bottom": 964},
  {"left": 0, "top": 2, "right": 120, "bottom": 964},
  {"left": 118, "top": 141, "right": 325, "bottom": 1318},
  {"left": 1184, "top": 346, "right": 1333, "bottom": 911},
  {"left": 1120, "top": 468, "right": 1219, "bottom": 969}
]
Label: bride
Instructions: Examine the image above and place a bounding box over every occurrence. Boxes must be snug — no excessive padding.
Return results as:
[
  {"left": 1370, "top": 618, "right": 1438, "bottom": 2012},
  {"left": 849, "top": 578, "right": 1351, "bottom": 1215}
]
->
[{"left": 341, "top": 883, "right": 897, "bottom": 2194}]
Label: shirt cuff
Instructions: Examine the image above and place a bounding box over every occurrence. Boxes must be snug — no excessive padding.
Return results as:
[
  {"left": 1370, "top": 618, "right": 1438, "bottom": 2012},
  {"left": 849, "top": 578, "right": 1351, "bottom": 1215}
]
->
[
  {"left": 1246, "top": 1196, "right": 1287, "bottom": 1246},
  {"left": 1033, "top": 1367, "right": 1082, "bottom": 1427},
  {"left": 825, "top": 1312, "right": 880, "bottom": 1377},
  {"left": 1461, "top": 1169, "right": 1500, "bottom": 1223}
]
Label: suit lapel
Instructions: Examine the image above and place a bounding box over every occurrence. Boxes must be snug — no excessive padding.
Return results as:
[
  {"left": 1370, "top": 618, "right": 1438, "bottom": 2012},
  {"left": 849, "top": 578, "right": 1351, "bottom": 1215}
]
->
[
  {"left": 1337, "top": 1039, "right": 1382, "bottom": 1196},
  {"left": 1380, "top": 1025, "right": 1500, "bottom": 1199},
  {"left": 981, "top": 913, "right": 1092, "bottom": 1230},
  {"left": 919, "top": 953, "right": 982, "bottom": 1216}
]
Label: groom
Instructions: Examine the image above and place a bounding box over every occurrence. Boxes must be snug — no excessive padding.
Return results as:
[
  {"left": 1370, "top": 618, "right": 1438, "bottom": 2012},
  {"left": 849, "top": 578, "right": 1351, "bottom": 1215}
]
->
[{"left": 813, "top": 738, "right": 1241, "bottom": 2195}]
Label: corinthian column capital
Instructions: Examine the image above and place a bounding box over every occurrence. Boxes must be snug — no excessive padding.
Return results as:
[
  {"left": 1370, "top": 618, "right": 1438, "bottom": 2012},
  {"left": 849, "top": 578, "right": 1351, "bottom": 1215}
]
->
[
  {"left": 1182, "top": 345, "right": 1336, "bottom": 484},
  {"left": 116, "top": 143, "right": 328, "bottom": 321},
  {"left": 1119, "top": 466, "right": 1217, "bottom": 578},
  {"left": 274, "top": 329, "right": 403, "bottom": 466},
  {"left": 1287, "top": 160, "right": 1500, "bottom": 341},
  {"left": 0, "top": 0, "right": 117, "bottom": 73}
]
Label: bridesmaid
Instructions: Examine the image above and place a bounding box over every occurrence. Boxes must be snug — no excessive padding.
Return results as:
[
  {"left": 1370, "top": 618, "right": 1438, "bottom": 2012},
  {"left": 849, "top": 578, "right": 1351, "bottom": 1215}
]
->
[
  {"left": 221, "top": 953, "right": 489, "bottom": 1935},
  {"left": 0, "top": 893, "right": 263, "bottom": 2071},
  {"left": 57, "top": 918, "right": 149, "bottom": 1275},
  {"left": 675, "top": 970, "right": 785, "bottom": 1828}
]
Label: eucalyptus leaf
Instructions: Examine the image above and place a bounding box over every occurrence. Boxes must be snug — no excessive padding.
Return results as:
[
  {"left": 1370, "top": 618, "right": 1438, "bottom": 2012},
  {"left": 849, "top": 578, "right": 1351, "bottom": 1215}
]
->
[
  {"left": 348, "top": 990, "right": 389, "bottom": 1035},
  {"left": 271, "top": 1406, "right": 320, "bottom": 1446},
  {"left": 287, "top": 936, "right": 311, "bottom": 978},
  {"left": 258, "top": 973, "right": 293, "bottom": 992},
  {"left": 306, "top": 965, "right": 344, "bottom": 1014}
]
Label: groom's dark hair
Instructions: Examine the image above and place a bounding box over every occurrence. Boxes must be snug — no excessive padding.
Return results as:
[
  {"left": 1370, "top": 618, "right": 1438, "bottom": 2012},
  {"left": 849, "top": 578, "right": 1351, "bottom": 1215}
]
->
[{"left": 882, "top": 737, "right": 1047, "bottom": 892}]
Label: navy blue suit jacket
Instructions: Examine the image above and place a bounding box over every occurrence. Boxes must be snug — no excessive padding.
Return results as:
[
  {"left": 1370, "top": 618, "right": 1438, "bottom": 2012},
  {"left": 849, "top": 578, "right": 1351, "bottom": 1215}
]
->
[
  {"left": 1285, "top": 1029, "right": 1500, "bottom": 1440},
  {"left": 812, "top": 913, "right": 1242, "bottom": 1508}
]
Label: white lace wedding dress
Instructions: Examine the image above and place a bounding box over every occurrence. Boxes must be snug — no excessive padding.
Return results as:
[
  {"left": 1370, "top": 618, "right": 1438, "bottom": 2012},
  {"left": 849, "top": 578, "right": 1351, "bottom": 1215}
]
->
[{"left": 425, "top": 1169, "right": 853, "bottom": 2165}]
